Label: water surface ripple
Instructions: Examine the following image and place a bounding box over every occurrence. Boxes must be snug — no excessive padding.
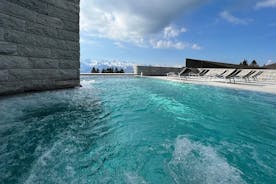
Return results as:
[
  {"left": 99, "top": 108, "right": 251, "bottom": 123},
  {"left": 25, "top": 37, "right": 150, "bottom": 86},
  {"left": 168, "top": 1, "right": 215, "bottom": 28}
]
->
[{"left": 0, "top": 76, "right": 275, "bottom": 184}]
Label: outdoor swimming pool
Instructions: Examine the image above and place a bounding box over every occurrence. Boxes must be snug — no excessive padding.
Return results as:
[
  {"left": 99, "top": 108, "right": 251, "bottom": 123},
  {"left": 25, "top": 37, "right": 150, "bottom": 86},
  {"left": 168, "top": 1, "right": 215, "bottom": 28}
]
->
[{"left": 0, "top": 76, "right": 275, "bottom": 184}]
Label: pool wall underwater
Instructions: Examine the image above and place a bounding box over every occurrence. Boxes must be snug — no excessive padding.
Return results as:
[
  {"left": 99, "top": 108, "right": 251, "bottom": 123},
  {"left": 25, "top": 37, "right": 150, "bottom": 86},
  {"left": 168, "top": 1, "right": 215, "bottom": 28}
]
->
[{"left": 0, "top": 0, "right": 80, "bottom": 96}]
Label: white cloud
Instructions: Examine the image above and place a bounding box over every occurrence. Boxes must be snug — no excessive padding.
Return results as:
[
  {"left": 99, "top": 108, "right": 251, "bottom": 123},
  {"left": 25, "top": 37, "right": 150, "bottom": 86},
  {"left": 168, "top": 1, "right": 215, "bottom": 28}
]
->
[
  {"left": 220, "top": 11, "right": 252, "bottom": 25},
  {"left": 266, "top": 59, "right": 274, "bottom": 65},
  {"left": 150, "top": 39, "right": 188, "bottom": 50},
  {"left": 256, "top": 0, "right": 276, "bottom": 8},
  {"left": 80, "top": 6, "right": 145, "bottom": 45},
  {"left": 150, "top": 39, "right": 202, "bottom": 50},
  {"left": 113, "top": 42, "right": 125, "bottom": 48},
  {"left": 164, "top": 26, "right": 187, "bottom": 38},
  {"left": 80, "top": 37, "right": 98, "bottom": 45},
  {"left": 80, "top": 0, "right": 204, "bottom": 49},
  {"left": 191, "top": 44, "right": 202, "bottom": 50},
  {"left": 149, "top": 25, "right": 202, "bottom": 50}
]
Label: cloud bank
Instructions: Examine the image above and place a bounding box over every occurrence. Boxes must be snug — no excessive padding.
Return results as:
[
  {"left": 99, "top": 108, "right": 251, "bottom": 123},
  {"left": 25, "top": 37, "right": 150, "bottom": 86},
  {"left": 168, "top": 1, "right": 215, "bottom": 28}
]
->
[
  {"left": 150, "top": 39, "right": 189, "bottom": 50},
  {"left": 256, "top": 0, "right": 276, "bottom": 8},
  {"left": 164, "top": 26, "right": 187, "bottom": 39},
  {"left": 220, "top": 11, "right": 252, "bottom": 25},
  {"left": 80, "top": 0, "right": 204, "bottom": 50}
]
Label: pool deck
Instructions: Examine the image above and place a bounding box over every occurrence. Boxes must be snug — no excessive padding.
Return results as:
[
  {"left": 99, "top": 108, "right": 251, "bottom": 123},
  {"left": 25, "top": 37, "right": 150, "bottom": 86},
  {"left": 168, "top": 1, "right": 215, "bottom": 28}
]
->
[{"left": 148, "top": 76, "right": 276, "bottom": 95}]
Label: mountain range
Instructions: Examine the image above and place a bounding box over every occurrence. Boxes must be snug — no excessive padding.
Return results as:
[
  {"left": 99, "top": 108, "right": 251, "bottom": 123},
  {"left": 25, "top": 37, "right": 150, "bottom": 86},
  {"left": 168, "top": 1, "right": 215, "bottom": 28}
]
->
[{"left": 81, "top": 59, "right": 136, "bottom": 73}]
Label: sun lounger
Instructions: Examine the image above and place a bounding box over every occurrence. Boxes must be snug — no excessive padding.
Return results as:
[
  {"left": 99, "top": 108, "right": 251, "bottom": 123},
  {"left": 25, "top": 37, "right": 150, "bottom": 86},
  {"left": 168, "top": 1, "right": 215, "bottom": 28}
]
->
[
  {"left": 178, "top": 68, "right": 190, "bottom": 77},
  {"left": 199, "top": 69, "right": 209, "bottom": 76},
  {"left": 179, "top": 68, "right": 201, "bottom": 79},
  {"left": 197, "top": 69, "right": 207, "bottom": 76},
  {"left": 232, "top": 70, "right": 255, "bottom": 82},
  {"left": 225, "top": 69, "right": 242, "bottom": 83},
  {"left": 215, "top": 70, "right": 227, "bottom": 78},
  {"left": 213, "top": 69, "right": 235, "bottom": 80},
  {"left": 184, "top": 69, "right": 210, "bottom": 80},
  {"left": 241, "top": 70, "right": 256, "bottom": 81},
  {"left": 251, "top": 71, "right": 263, "bottom": 81}
]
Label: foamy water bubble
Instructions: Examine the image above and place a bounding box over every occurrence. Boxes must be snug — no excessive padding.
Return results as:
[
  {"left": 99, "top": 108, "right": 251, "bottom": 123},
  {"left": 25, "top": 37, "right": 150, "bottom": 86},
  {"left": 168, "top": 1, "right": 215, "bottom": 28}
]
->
[
  {"left": 168, "top": 136, "right": 246, "bottom": 184},
  {"left": 81, "top": 79, "right": 97, "bottom": 87},
  {"left": 125, "top": 172, "right": 148, "bottom": 184}
]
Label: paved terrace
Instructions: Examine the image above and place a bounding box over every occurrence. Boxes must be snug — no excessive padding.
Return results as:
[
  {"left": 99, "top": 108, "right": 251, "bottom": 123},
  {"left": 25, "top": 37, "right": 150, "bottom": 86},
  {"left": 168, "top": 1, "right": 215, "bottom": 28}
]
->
[
  {"left": 146, "top": 68, "right": 276, "bottom": 95},
  {"left": 150, "top": 76, "right": 276, "bottom": 95}
]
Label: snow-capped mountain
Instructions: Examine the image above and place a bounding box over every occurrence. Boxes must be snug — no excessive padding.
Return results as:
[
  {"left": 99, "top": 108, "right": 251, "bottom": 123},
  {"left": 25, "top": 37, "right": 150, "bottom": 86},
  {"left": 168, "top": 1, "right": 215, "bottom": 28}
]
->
[{"left": 81, "top": 59, "right": 136, "bottom": 73}]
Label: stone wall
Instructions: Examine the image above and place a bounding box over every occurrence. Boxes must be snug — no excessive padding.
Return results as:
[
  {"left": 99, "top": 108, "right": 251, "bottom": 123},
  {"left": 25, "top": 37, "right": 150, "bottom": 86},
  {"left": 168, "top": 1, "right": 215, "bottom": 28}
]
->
[
  {"left": 0, "top": 0, "right": 80, "bottom": 95},
  {"left": 134, "top": 65, "right": 182, "bottom": 76}
]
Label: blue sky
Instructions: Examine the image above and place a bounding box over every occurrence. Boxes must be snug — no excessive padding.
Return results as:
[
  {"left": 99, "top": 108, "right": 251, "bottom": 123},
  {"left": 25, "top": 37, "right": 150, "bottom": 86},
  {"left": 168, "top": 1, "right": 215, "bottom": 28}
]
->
[{"left": 80, "top": 0, "right": 276, "bottom": 66}]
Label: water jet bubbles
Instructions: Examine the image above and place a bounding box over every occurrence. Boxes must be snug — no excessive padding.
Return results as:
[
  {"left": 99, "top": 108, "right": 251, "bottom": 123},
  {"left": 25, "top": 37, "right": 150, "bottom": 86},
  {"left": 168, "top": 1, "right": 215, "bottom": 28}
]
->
[{"left": 167, "top": 136, "right": 246, "bottom": 184}]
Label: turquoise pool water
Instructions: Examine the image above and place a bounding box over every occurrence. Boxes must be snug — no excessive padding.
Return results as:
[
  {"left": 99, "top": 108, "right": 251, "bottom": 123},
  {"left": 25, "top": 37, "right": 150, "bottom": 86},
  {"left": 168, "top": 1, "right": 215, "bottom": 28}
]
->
[{"left": 0, "top": 76, "right": 275, "bottom": 184}]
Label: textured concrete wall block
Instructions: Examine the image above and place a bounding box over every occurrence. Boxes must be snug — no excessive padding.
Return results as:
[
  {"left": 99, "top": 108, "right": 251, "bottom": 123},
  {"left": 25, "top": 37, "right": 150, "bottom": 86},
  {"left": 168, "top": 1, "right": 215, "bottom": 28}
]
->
[
  {"left": 29, "top": 58, "right": 59, "bottom": 69},
  {"left": 62, "top": 20, "right": 79, "bottom": 32},
  {"left": 35, "top": 15, "right": 64, "bottom": 29},
  {"left": 0, "top": 0, "right": 36, "bottom": 22},
  {"left": 3, "top": 30, "right": 27, "bottom": 44},
  {"left": 55, "top": 80, "right": 80, "bottom": 88},
  {"left": 26, "top": 22, "right": 58, "bottom": 39},
  {"left": 0, "top": 0, "right": 80, "bottom": 95},
  {"left": 0, "top": 55, "right": 31, "bottom": 69},
  {"left": 25, "top": 22, "right": 79, "bottom": 42},
  {"left": 47, "top": 4, "right": 79, "bottom": 23},
  {"left": 59, "top": 59, "right": 79, "bottom": 69},
  {"left": 59, "top": 69, "right": 79, "bottom": 80},
  {"left": 0, "top": 70, "right": 9, "bottom": 82},
  {"left": 59, "top": 40, "right": 80, "bottom": 51},
  {"left": 43, "top": 0, "right": 79, "bottom": 13},
  {"left": 3, "top": 30, "right": 68, "bottom": 50},
  {"left": 0, "top": 82, "right": 24, "bottom": 95},
  {"left": 31, "top": 69, "right": 60, "bottom": 80},
  {"left": 57, "top": 29, "right": 79, "bottom": 41},
  {"left": 23, "top": 80, "right": 56, "bottom": 91},
  {"left": 0, "top": 42, "right": 17, "bottom": 55},
  {"left": 7, "top": 69, "right": 34, "bottom": 81},
  {"left": 5, "top": 0, "right": 48, "bottom": 14},
  {"left": 46, "top": 39, "right": 79, "bottom": 51},
  {"left": 51, "top": 49, "right": 79, "bottom": 60},
  {"left": 0, "top": 28, "right": 4, "bottom": 41},
  {"left": 66, "top": 0, "right": 80, "bottom": 4},
  {"left": 8, "top": 69, "right": 59, "bottom": 81},
  {"left": 17, "top": 45, "right": 51, "bottom": 58},
  {"left": 7, "top": 0, "right": 79, "bottom": 21},
  {"left": 0, "top": 1, "right": 64, "bottom": 29},
  {"left": 0, "top": 13, "right": 26, "bottom": 32}
]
